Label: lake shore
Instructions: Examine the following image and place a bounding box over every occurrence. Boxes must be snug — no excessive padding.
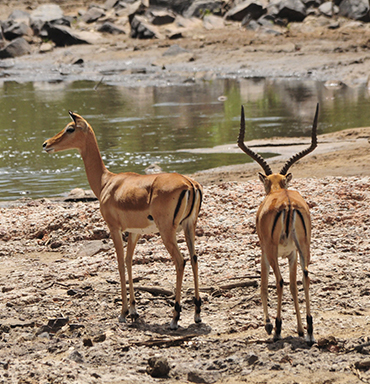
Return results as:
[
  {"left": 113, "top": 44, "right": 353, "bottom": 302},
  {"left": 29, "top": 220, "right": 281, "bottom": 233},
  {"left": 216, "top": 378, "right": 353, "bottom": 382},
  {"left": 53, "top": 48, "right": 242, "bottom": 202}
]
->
[{"left": 1, "top": 1, "right": 370, "bottom": 384}]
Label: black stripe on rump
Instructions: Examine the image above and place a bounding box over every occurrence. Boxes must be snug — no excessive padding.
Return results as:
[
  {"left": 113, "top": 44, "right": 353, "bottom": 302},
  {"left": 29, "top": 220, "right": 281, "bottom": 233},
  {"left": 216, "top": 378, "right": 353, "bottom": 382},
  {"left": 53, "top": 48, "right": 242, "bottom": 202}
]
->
[
  {"left": 271, "top": 210, "right": 283, "bottom": 239},
  {"left": 182, "top": 182, "right": 196, "bottom": 223},
  {"left": 295, "top": 209, "right": 307, "bottom": 237},
  {"left": 285, "top": 208, "right": 291, "bottom": 238},
  {"left": 173, "top": 189, "right": 187, "bottom": 225}
]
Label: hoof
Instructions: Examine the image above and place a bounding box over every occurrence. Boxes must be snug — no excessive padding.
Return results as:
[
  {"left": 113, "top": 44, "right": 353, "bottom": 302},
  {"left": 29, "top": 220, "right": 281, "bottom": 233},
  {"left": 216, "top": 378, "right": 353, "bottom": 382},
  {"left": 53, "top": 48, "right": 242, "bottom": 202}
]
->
[
  {"left": 273, "top": 333, "right": 282, "bottom": 342},
  {"left": 306, "top": 334, "right": 316, "bottom": 346},
  {"left": 194, "top": 314, "right": 202, "bottom": 324},
  {"left": 170, "top": 320, "right": 179, "bottom": 330},
  {"left": 129, "top": 310, "right": 139, "bottom": 321},
  {"left": 265, "top": 322, "right": 273, "bottom": 335},
  {"left": 118, "top": 314, "right": 127, "bottom": 323}
]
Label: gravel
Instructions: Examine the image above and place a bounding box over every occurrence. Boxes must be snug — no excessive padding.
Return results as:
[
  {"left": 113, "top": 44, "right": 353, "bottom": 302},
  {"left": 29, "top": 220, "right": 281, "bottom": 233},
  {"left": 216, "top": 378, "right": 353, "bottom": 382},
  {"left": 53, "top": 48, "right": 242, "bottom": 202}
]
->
[{"left": 0, "top": 176, "right": 369, "bottom": 383}]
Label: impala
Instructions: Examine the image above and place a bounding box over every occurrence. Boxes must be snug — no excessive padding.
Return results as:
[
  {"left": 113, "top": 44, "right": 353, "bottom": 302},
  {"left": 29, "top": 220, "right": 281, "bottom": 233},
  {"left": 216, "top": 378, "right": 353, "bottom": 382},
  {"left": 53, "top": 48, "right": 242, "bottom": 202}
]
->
[
  {"left": 43, "top": 112, "right": 203, "bottom": 330},
  {"left": 238, "top": 104, "right": 319, "bottom": 345}
]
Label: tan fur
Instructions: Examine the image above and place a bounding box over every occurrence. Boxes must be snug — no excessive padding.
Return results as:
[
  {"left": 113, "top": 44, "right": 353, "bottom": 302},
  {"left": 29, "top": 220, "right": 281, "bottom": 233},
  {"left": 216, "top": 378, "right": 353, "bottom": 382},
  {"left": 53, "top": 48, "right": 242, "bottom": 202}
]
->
[
  {"left": 43, "top": 112, "right": 203, "bottom": 329},
  {"left": 238, "top": 104, "right": 318, "bottom": 344},
  {"left": 257, "top": 173, "right": 313, "bottom": 343}
]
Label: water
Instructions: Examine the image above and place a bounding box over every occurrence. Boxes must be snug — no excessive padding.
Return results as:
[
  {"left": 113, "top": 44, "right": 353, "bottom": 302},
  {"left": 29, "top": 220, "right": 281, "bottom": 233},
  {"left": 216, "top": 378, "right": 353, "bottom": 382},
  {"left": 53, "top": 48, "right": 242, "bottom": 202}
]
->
[{"left": 1, "top": 77, "right": 370, "bottom": 201}]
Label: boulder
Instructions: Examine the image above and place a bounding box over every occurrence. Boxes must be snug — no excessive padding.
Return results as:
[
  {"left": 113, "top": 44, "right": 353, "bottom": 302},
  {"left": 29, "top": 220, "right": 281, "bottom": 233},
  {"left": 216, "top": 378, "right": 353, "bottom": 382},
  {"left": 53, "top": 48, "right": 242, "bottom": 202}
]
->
[
  {"left": 30, "top": 4, "right": 70, "bottom": 36},
  {"left": 183, "top": 0, "right": 224, "bottom": 18},
  {"left": 149, "top": 0, "right": 193, "bottom": 15},
  {"left": 127, "top": 1, "right": 148, "bottom": 23},
  {"left": 81, "top": 7, "right": 106, "bottom": 23},
  {"left": 96, "top": 21, "right": 126, "bottom": 34},
  {"left": 45, "top": 24, "right": 93, "bottom": 46},
  {"left": 0, "top": 37, "right": 31, "bottom": 59},
  {"left": 276, "top": 0, "right": 307, "bottom": 21},
  {"left": 30, "top": 4, "right": 64, "bottom": 23},
  {"left": 103, "top": 0, "right": 120, "bottom": 10},
  {"left": 130, "top": 15, "right": 161, "bottom": 38},
  {"left": 225, "top": 0, "right": 266, "bottom": 21},
  {"left": 203, "top": 14, "right": 225, "bottom": 29},
  {"left": 2, "top": 21, "right": 33, "bottom": 41},
  {"left": 318, "top": 1, "right": 339, "bottom": 16},
  {"left": 8, "top": 10, "right": 31, "bottom": 25},
  {"left": 150, "top": 10, "right": 176, "bottom": 25},
  {"left": 338, "top": 0, "right": 370, "bottom": 21}
]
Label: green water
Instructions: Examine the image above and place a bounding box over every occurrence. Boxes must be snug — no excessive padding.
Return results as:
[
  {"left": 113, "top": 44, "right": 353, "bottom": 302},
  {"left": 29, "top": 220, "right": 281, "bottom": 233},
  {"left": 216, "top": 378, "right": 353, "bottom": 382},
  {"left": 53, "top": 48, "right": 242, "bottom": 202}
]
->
[{"left": 0, "top": 78, "right": 369, "bottom": 200}]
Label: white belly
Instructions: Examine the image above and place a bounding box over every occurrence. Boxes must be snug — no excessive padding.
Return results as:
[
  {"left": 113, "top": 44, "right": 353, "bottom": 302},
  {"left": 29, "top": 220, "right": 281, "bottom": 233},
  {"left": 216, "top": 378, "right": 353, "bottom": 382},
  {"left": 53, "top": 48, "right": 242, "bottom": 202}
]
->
[{"left": 125, "top": 222, "right": 159, "bottom": 234}]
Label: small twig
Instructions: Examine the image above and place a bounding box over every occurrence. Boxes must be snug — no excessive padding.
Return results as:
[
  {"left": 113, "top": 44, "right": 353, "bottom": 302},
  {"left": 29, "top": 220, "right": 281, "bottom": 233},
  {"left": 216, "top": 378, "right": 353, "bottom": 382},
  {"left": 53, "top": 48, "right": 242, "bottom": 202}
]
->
[
  {"left": 133, "top": 334, "right": 198, "bottom": 348},
  {"left": 94, "top": 76, "right": 104, "bottom": 91},
  {"left": 136, "top": 286, "right": 173, "bottom": 297}
]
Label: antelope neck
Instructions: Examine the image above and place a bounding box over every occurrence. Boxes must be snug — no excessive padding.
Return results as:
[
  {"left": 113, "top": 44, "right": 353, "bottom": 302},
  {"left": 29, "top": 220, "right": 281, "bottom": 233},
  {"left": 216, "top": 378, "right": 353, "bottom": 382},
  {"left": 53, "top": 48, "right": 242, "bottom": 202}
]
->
[{"left": 79, "top": 128, "right": 108, "bottom": 200}]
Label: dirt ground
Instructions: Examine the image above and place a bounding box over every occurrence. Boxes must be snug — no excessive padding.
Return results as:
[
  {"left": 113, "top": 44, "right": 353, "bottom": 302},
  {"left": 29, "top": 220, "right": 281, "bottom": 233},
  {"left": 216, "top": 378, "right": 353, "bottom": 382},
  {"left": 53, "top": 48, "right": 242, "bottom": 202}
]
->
[{"left": 1, "top": 1, "right": 370, "bottom": 383}]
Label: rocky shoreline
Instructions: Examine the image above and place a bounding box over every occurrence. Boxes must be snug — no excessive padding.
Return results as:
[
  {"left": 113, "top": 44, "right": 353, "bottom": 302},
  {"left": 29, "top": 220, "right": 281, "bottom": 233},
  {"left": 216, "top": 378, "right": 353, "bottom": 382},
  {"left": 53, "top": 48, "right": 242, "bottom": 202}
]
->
[{"left": 1, "top": 1, "right": 370, "bottom": 383}]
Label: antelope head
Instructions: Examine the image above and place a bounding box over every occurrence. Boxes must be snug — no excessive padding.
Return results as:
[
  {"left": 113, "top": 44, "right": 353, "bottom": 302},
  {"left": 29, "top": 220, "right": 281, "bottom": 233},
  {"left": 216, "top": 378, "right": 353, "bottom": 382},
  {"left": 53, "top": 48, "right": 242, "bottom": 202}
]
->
[
  {"left": 238, "top": 104, "right": 319, "bottom": 193},
  {"left": 43, "top": 112, "right": 89, "bottom": 154}
]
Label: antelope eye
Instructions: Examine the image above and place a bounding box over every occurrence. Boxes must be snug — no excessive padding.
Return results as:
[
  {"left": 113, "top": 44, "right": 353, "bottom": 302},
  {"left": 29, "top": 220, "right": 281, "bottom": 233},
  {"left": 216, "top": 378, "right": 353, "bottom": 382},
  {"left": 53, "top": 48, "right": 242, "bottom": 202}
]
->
[{"left": 66, "top": 126, "right": 75, "bottom": 133}]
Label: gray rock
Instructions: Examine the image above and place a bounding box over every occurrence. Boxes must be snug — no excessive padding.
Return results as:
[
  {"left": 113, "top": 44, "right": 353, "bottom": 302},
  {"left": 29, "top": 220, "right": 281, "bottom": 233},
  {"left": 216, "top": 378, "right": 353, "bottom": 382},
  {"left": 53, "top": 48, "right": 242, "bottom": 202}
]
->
[
  {"left": 77, "top": 240, "right": 111, "bottom": 257},
  {"left": 82, "top": 7, "right": 106, "bottom": 23},
  {"left": 30, "top": 4, "right": 64, "bottom": 24},
  {"left": 0, "top": 37, "right": 31, "bottom": 59},
  {"left": 8, "top": 10, "right": 31, "bottom": 25},
  {"left": 203, "top": 14, "right": 225, "bottom": 29},
  {"left": 45, "top": 24, "right": 92, "bottom": 46},
  {"left": 130, "top": 15, "right": 161, "bottom": 39},
  {"left": 150, "top": 10, "right": 176, "bottom": 25},
  {"left": 127, "top": 1, "right": 148, "bottom": 23},
  {"left": 338, "top": 0, "right": 370, "bottom": 21},
  {"left": 103, "top": 0, "right": 120, "bottom": 10},
  {"left": 225, "top": 0, "right": 267, "bottom": 21},
  {"left": 2, "top": 21, "right": 33, "bottom": 41},
  {"left": 243, "top": 18, "right": 261, "bottom": 30},
  {"left": 276, "top": 0, "right": 307, "bottom": 21},
  {"left": 69, "top": 350, "right": 84, "bottom": 363},
  {"left": 150, "top": 0, "right": 194, "bottom": 15},
  {"left": 319, "top": 1, "right": 339, "bottom": 17},
  {"left": 97, "top": 21, "right": 126, "bottom": 34},
  {"left": 183, "top": 0, "right": 224, "bottom": 18},
  {"left": 163, "top": 44, "right": 190, "bottom": 56}
]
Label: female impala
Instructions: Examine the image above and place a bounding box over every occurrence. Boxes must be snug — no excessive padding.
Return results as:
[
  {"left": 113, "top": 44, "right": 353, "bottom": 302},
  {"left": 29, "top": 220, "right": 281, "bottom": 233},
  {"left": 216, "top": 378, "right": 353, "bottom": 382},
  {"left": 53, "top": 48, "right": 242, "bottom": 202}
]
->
[
  {"left": 43, "top": 112, "right": 203, "bottom": 330},
  {"left": 238, "top": 104, "right": 319, "bottom": 345}
]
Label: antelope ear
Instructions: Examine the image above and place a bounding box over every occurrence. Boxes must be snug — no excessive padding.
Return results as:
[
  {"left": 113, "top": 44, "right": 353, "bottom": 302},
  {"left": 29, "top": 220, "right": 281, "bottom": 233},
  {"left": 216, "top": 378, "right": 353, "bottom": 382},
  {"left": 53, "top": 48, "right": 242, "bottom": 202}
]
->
[
  {"left": 258, "top": 172, "right": 266, "bottom": 184},
  {"left": 69, "top": 111, "right": 77, "bottom": 122},
  {"left": 68, "top": 111, "right": 88, "bottom": 130},
  {"left": 286, "top": 173, "right": 293, "bottom": 184}
]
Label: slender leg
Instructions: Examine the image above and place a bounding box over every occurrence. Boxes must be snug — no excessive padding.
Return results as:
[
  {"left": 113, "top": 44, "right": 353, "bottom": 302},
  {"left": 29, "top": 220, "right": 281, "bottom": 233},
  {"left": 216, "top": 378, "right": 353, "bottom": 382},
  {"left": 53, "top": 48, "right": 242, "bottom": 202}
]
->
[
  {"left": 160, "top": 229, "right": 185, "bottom": 330},
  {"left": 110, "top": 228, "right": 128, "bottom": 323},
  {"left": 270, "top": 254, "right": 283, "bottom": 341},
  {"left": 295, "top": 236, "right": 315, "bottom": 346},
  {"left": 288, "top": 251, "right": 304, "bottom": 337},
  {"left": 299, "top": 247, "right": 315, "bottom": 345},
  {"left": 126, "top": 232, "right": 141, "bottom": 320},
  {"left": 184, "top": 222, "right": 201, "bottom": 324},
  {"left": 260, "top": 251, "right": 273, "bottom": 335}
]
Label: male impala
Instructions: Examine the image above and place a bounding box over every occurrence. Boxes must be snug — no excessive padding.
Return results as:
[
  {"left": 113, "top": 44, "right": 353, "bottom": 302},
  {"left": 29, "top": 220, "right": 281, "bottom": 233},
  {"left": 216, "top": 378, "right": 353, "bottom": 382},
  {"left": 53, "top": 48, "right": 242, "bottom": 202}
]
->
[
  {"left": 43, "top": 112, "right": 203, "bottom": 330},
  {"left": 238, "top": 104, "right": 319, "bottom": 345}
]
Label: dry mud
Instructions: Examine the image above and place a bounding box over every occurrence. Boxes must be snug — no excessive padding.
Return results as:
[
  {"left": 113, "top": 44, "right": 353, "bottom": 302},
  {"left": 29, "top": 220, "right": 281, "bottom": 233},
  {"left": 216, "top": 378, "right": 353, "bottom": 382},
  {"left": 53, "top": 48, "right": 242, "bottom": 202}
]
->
[{"left": 1, "top": 176, "right": 370, "bottom": 383}]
